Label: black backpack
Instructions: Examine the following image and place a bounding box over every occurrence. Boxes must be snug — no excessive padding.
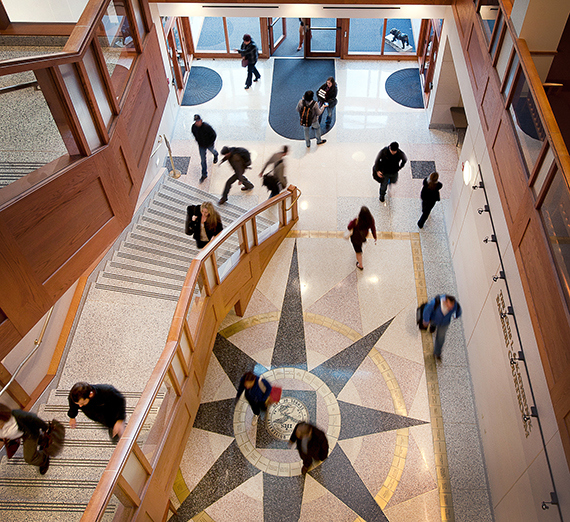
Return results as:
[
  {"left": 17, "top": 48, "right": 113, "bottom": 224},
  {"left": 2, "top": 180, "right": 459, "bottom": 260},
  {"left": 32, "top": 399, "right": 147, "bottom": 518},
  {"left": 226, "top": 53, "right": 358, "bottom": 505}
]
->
[
  {"left": 234, "top": 147, "right": 252, "bottom": 168},
  {"left": 300, "top": 101, "right": 315, "bottom": 127}
]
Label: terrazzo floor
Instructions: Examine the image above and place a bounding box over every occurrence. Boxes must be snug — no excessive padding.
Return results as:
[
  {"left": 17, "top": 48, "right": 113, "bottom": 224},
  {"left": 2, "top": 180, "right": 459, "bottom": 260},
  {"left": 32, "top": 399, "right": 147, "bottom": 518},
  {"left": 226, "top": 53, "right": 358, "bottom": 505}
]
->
[{"left": 162, "top": 58, "right": 490, "bottom": 522}]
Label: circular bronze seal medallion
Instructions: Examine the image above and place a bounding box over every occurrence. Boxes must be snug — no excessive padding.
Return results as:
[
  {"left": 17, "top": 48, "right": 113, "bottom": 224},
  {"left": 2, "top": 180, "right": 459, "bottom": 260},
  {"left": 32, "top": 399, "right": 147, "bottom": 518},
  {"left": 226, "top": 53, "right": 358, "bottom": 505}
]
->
[{"left": 266, "top": 397, "right": 309, "bottom": 440}]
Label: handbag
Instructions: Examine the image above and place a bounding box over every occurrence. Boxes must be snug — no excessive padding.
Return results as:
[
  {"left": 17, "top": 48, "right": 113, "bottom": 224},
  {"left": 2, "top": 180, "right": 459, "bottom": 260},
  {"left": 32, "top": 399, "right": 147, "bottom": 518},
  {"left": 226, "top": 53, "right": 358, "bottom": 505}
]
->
[
  {"left": 241, "top": 57, "right": 248, "bottom": 67},
  {"left": 3, "top": 437, "right": 20, "bottom": 459},
  {"left": 38, "top": 419, "right": 66, "bottom": 457},
  {"left": 266, "top": 386, "right": 282, "bottom": 406}
]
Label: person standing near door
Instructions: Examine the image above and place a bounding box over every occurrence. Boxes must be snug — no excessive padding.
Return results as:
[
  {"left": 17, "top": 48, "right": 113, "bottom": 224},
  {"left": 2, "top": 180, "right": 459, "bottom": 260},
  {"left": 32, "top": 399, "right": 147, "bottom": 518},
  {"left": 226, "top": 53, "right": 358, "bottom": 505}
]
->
[
  {"left": 317, "top": 76, "right": 338, "bottom": 127},
  {"left": 297, "top": 90, "right": 327, "bottom": 148},
  {"left": 235, "top": 34, "right": 260, "bottom": 89},
  {"left": 297, "top": 19, "right": 305, "bottom": 52}
]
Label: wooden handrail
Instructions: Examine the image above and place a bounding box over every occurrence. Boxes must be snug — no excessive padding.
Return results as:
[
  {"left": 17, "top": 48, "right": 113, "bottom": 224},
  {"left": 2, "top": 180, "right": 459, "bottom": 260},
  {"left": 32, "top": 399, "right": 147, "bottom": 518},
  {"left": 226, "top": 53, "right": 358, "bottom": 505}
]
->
[{"left": 82, "top": 186, "right": 299, "bottom": 521}]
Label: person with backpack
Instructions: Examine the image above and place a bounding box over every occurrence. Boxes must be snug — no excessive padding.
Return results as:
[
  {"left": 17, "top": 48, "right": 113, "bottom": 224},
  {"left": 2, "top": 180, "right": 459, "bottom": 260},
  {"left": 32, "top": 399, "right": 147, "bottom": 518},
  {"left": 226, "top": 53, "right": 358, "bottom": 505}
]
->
[
  {"left": 235, "top": 34, "right": 260, "bottom": 89},
  {"left": 259, "top": 145, "right": 288, "bottom": 198},
  {"left": 296, "top": 90, "right": 327, "bottom": 148},
  {"left": 218, "top": 145, "right": 254, "bottom": 205},
  {"left": 422, "top": 294, "right": 462, "bottom": 361}
]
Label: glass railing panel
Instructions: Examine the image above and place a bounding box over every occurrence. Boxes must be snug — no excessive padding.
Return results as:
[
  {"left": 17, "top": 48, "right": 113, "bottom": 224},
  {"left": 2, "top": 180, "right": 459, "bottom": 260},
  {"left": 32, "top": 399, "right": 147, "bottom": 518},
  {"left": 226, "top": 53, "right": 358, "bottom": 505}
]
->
[
  {"left": 384, "top": 19, "right": 416, "bottom": 54},
  {"left": 495, "top": 30, "right": 513, "bottom": 82},
  {"left": 136, "top": 373, "right": 178, "bottom": 466},
  {"left": 0, "top": 72, "right": 68, "bottom": 190},
  {"left": 227, "top": 18, "right": 263, "bottom": 54},
  {"left": 532, "top": 146, "right": 554, "bottom": 197},
  {"left": 122, "top": 451, "right": 148, "bottom": 497},
  {"left": 217, "top": 229, "right": 244, "bottom": 281},
  {"left": 478, "top": 0, "right": 500, "bottom": 44},
  {"left": 503, "top": 53, "right": 519, "bottom": 97},
  {"left": 245, "top": 218, "right": 256, "bottom": 250},
  {"left": 98, "top": 0, "right": 138, "bottom": 101},
  {"left": 540, "top": 172, "right": 570, "bottom": 309},
  {"left": 186, "top": 274, "right": 207, "bottom": 336},
  {"left": 100, "top": 488, "right": 134, "bottom": 522},
  {"left": 130, "top": 0, "right": 147, "bottom": 42},
  {"left": 508, "top": 73, "right": 545, "bottom": 175},
  {"left": 256, "top": 208, "right": 280, "bottom": 244},
  {"left": 59, "top": 62, "right": 102, "bottom": 151},
  {"left": 84, "top": 43, "right": 113, "bottom": 128},
  {"left": 170, "top": 351, "right": 186, "bottom": 388},
  {"left": 179, "top": 327, "right": 193, "bottom": 365}
]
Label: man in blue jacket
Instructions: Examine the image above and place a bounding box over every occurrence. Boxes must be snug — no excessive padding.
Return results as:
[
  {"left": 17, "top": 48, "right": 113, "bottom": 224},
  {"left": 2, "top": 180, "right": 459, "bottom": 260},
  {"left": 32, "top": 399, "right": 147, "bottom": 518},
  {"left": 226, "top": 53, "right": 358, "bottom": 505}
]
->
[
  {"left": 236, "top": 371, "right": 272, "bottom": 426},
  {"left": 422, "top": 294, "right": 462, "bottom": 360}
]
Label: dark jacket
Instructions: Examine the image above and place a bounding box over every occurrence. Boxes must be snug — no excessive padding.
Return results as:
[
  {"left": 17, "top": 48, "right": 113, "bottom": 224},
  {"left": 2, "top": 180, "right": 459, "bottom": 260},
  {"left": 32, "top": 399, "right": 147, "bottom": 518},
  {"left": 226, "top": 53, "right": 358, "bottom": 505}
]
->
[
  {"left": 236, "top": 375, "right": 271, "bottom": 407},
  {"left": 220, "top": 148, "right": 250, "bottom": 177},
  {"left": 191, "top": 121, "right": 217, "bottom": 148},
  {"left": 239, "top": 40, "right": 258, "bottom": 65},
  {"left": 373, "top": 146, "right": 408, "bottom": 177},
  {"left": 67, "top": 384, "right": 126, "bottom": 429},
  {"left": 290, "top": 422, "right": 329, "bottom": 462},
  {"left": 12, "top": 410, "right": 48, "bottom": 439},
  {"left": 185, "top": 205, "right": 223, "bottom": 248},
  {"left": 422, "top": 295, "right": 462, "bottom": 326},
  {"left": 348, "top": 216, "right": 377, "bottom": 246},
  {"left": 420, "top": 177, "right": 442, "bottom": 206},
  {"left": 317, "top": 82, "right": 338, "bottom": 108}
]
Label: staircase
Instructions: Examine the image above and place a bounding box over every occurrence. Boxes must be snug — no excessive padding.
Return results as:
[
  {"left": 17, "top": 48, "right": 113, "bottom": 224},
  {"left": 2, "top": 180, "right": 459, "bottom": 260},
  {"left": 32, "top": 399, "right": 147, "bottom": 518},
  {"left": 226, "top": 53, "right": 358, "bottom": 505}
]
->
[
  {"left": 0, "top": 162, "right": 46, "bottom": 189},
  {"left": 0, "top": 176, "right": 275, "bottom": 520}
]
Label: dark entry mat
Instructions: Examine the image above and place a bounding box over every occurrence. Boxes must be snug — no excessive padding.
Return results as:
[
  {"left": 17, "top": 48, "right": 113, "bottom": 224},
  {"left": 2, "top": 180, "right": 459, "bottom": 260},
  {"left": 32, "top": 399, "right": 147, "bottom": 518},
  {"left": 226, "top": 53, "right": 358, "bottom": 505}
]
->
[
  {"left": 181, "top": 66, "right": 223, "bottom": 106},
  {"left": 411, "top": 160, "right": 436, "bottom": 179},
  {"left": 269, "top": 58, "right": 335, "bottom": 140},
  {"left": 385, "top": 68, "right": 424, "bottom": 109}
]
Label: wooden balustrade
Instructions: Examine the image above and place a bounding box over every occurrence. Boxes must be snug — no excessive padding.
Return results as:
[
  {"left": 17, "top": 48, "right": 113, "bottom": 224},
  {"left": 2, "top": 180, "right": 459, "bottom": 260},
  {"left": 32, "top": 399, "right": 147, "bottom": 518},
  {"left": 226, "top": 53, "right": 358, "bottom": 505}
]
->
[{"left": 82, "top": 187, "right": 300, "bottom": 522}]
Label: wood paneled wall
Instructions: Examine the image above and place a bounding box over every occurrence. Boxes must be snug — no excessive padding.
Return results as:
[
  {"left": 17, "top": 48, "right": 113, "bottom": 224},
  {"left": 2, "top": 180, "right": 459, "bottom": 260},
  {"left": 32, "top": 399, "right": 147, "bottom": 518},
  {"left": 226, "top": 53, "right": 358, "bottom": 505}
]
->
[
  {"left": 453, "top": 0, "right": 570, "bottom": 468},
  {"left": 0, "top": 25, "right": 168, "bottom": 360}
]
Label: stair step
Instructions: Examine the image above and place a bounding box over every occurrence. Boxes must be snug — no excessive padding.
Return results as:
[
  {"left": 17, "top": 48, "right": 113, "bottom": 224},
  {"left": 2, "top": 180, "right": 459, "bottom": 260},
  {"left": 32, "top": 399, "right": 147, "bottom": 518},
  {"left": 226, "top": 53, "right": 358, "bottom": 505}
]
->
[
  {"left": 104, "top": 260, "right": 187, "bottom": 285},
  {"left": 113, "top": 251, "right": 189, "bottom": 275},
  {"left": 48, "top": 388, "right": 165, "bottom": 406},
  {"left": 96, "top": 271, "right": 183, "bottom": 297}
]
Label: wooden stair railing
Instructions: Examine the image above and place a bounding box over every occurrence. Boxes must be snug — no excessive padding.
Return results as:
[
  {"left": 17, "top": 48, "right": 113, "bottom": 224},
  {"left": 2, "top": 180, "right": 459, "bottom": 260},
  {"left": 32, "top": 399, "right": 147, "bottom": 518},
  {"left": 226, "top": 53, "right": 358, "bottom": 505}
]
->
[{"left": 82, "top": 186, "right": 300, "bottom": 522}]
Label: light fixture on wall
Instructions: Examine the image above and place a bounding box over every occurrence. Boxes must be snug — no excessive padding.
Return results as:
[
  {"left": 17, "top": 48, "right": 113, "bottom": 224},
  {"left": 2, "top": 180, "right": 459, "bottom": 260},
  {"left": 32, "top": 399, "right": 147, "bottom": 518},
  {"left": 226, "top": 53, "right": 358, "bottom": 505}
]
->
[
  {"left": 462, "top": 160, "right": 473, "bottom": 185},
  {"left": 477, "top": 205, "right": 490, "bottom": 214},
  {"left": 492, "top": 271, "right": 505, "bottom": 282},
  {"left": 542, "top": 492, "right": 559, "bottom": 510},
  {"left": 483, "top": 234, "right": 497, "bottom": 243}
]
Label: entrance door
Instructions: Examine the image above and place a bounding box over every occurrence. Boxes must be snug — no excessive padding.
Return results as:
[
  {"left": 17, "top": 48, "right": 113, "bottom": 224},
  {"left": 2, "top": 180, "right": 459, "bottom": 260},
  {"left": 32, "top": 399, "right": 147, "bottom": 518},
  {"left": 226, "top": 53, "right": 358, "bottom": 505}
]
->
[
  {"left": 162, "top": 17, "right": 192, "bottom": 104},
  {"left": 305, "top": 18, "right": 341, "bottom": 57},
  {"left": 268, "top": 17, "right": 286, "bottom": 54},
  {"left": 418, "top": 19, "right": 442, "bottom": 106}
]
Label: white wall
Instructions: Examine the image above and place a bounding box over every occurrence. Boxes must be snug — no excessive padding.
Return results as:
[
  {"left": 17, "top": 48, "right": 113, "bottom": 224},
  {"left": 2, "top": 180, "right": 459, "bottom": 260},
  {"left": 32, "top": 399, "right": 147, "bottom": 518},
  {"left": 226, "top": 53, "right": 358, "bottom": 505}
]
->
[
  {"left": 441, "top": 12, "right": 570, "bottom": 521},
  {"left": 2, "top": 0, "right": 87, "bottom": 23}
]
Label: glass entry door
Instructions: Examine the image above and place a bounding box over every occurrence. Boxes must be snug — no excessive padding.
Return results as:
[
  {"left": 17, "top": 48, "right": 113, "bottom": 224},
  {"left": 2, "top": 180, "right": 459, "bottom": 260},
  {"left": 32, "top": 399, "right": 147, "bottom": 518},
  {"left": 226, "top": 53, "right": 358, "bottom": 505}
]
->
[
  {"left": 268, "top": 17, "right": 286, "bottom": 54},
  {"left": 419, "top": 19, "right": 442, "bottom": 106},
  {"left": 305, "top": 18, "right": 341, "bottom": 57}
]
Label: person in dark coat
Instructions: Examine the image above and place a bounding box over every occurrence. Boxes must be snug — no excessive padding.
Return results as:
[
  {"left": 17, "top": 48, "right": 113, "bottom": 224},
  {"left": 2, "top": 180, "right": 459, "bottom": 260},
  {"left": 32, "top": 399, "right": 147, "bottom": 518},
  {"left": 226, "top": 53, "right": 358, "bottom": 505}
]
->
[
  {"left": 422, "top": 294, "right": 462, "bottom": 360},
  {"left": 191, "top": 114, "right": 218, "bottom": 182},
  {"left": 373, "top": 141, "right": 407, "bottom": 203},
  {"left": 0, "top": 403, "right": 51, "bottom": 474},
  {"left": 235, "top": 34, "right": 260, "bottom": 89},
  {"left": 289, "top": 421, "right": 329, "bottom": 475},
  {"left": 317, "top": 76, "right": 338, "bottom": 127},
  {"left": 418, "top": 172, "right": 443, "bottom": 228},
  {"left": 259, "top": 145, "right": 288, "bottom": 198},
  {"left": 236, "top": 371, "right": 272, "bottom": 426},
  {"left": 347, "top": 206, "right": 377, "bottom": 271},
  {"left": 68, "top": 382, "right": 126, "bottom": 443},
  {"left": 218, "top": 146, "right": 254, "bottom": 205},
  {"left": 185, "top": 201, "right": 223, "bottom": 249}
]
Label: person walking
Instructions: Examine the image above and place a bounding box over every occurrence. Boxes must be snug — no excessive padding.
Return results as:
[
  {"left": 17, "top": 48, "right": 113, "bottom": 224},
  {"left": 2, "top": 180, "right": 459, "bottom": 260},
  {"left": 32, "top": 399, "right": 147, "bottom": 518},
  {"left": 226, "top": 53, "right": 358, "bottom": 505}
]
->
[
  {"left": 0, "top": 404, "right": 51, "bottom": 474},
  {"left": 317, "top": 76, "right": 338, "bottom": 127},
  {"left": 185, "top": 201, "right": 223, "bottom": 248},
  {"left": 297, "top": 90, "right": 327, "bottom": 148},
  {"left": 422, "top": 294, "right": 462, "bottom": 361},
  {"left": 418, "top": 172, "right": 442, "bottom": 228},
  {"left": 347, "top": 206, "right": 377, "bottom": 270},
  {"left": 236, "top": 371, "right": 272, "bottom": 426},
  {"left": 297, "top": 19, "right": 305, "bottom": 52},
  {"left": 289, "top": 421, "right": 329, "bottom": 475},
  {"left": 259, "top": 145, "right": 288, "bottom": 198},
  {"left": 67, "top": 382, "right": 126, "bottom": 443},
  {"left": 191, "top": 115, "right": 218, "bottom": 183},
  {"left": 218, "top": 146, "right": 254, "bottom": 205},
  {"left": 235, "top": 34, "right": 260, "bottom": 89},
  {"left": 373, "top": 141, "right": 407, "bottom": 203}
]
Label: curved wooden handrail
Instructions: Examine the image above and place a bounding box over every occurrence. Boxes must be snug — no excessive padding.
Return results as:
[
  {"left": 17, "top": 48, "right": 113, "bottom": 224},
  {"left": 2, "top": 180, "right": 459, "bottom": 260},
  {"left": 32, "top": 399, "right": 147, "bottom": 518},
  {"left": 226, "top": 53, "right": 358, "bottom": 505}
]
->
[{"left": 82, "top": 185, "right": 299, "bottom": 521}]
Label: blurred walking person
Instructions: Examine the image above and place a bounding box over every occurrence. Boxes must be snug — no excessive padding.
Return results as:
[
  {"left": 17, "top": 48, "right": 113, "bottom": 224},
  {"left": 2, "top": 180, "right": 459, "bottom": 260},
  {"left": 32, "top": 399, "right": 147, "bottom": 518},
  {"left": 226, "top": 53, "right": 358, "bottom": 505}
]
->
[
  {"left": 418, "top": 172, "right": 442, "bottom": 228},
  {"left": 347, "top": 206, "right": 377, "bottom": 270}
]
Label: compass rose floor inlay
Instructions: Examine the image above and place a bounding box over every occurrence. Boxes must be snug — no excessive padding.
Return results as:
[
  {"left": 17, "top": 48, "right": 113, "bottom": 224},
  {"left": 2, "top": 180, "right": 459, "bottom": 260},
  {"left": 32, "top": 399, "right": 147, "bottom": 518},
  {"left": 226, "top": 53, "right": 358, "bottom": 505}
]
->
[{"left": 171, "top": 235, "right": 447, "bottom": 522}]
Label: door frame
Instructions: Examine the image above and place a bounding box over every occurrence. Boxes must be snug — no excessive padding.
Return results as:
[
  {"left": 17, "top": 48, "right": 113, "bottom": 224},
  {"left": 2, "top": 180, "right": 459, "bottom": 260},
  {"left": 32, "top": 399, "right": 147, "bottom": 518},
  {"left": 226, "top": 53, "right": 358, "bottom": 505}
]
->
[
  {"left": 304, "top": 18, "right": 342, "bottom": 58},
  {"left": 268, "top": 17, "right": 287, "bottom": 55}
]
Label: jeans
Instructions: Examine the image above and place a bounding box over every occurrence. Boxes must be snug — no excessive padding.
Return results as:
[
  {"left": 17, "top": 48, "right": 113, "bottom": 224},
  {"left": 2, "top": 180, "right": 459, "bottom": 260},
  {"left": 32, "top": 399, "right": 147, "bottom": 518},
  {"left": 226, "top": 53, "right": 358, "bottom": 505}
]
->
[
  {"left": 246, "top": 63, "right": 260, "bottom": 87},
  {"left": 222, "top": 172, "right": 254, "bottom": 199},
  {"left": 199, "top": 145, "right": 218, "bottom": 178},
  {"left": 433, "top": 323, "right": 449, "bottom": 357},
  {"left": 303, "top": 122, "right": 323, "bottom": 147},
  {"left": 379, "top": 173, "right": 398, "bottom": 198}
]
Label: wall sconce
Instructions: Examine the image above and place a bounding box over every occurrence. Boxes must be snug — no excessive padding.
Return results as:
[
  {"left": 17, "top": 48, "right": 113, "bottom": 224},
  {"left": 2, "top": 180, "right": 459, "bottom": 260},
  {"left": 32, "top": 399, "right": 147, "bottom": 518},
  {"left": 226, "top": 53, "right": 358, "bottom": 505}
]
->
[
  {"left": 542, "top": 492, "right": 559, "bottom": 510},
  {"left": 462, "top": 160, "right": 473, "bottom": 185},
  {"left": 477, "top": 205, "right": 490, "bottom": 214},
  {"left": 492, "top": 271, "right": 505, "bottom": 282}
]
